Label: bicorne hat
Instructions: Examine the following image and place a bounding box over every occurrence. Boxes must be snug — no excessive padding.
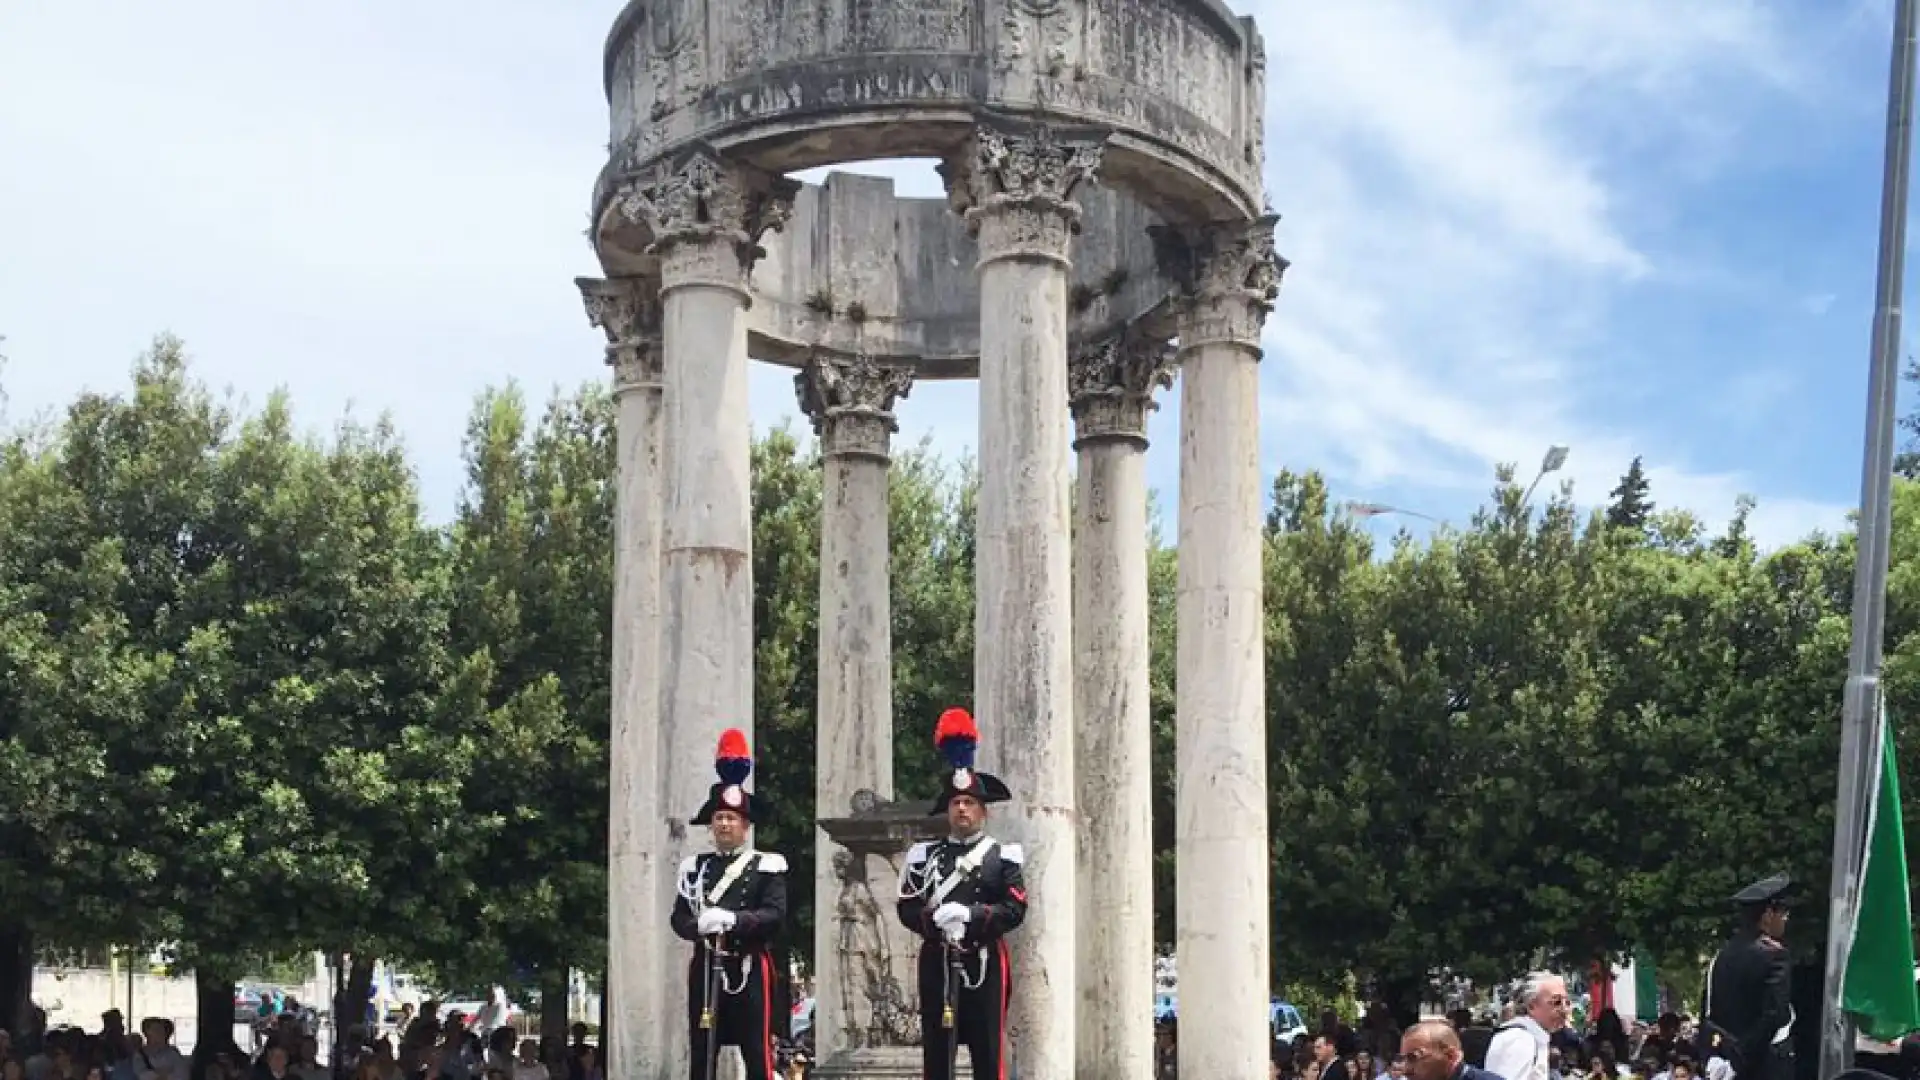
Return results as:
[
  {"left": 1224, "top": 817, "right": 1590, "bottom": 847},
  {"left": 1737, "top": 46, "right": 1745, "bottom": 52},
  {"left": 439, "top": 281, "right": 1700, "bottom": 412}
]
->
[
  {"left": 692, "top": 728, "right": 765, "bottom": 825},
  {"left": 928, "top": 708, "right": 1011, "bottom": 815}
]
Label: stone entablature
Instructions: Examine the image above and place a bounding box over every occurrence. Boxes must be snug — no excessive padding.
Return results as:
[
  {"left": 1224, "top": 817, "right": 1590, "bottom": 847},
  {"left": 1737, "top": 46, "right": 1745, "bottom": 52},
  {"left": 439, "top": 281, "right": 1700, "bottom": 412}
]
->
[{"left": 594, "top": 0, "right": 1265, "bottom": 231}]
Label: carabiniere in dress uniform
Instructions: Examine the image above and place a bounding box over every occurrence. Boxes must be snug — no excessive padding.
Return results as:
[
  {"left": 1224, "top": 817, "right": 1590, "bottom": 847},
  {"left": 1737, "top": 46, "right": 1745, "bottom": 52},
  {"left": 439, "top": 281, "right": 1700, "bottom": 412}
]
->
[
  {"left": 670, "top": 728, "right": 789, "bottom": 1080},
  {"left": 896, "top": 707, "right": 1028, "bottom": 1080}
]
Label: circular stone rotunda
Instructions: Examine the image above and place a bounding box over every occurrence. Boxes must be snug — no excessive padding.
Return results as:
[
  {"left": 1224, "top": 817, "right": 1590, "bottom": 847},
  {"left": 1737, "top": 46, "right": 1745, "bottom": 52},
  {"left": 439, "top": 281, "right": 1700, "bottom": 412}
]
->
[{"left": 574, "top": 0, "right": 1285, "bottom": 1074}]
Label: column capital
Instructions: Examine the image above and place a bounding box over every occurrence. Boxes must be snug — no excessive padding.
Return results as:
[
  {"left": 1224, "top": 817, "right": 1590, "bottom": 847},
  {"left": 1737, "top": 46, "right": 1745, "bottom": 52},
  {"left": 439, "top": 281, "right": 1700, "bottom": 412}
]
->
[
  {"left": 940, "top": 122, "right": 1107, "bottom": 267},
  {"left": 794, "top": 352, "right": 915, "bottom": 462},
  {"left": 1069, "top": 329, "right": 1174, "bottom": 449},
  {"left": 577, "top": 275, "right": 664, "bottom": 393},
  {"left": 1150, "top": 216, "right": 1288, "bottom": 352},
  {"left": 614, "top": 147, "right": 800, "bottom": 296}
]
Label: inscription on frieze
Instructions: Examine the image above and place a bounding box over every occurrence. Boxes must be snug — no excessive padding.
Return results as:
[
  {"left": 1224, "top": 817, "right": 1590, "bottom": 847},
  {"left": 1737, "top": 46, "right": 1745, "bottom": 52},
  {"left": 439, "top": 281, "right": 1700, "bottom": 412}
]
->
[
  {"left": 719, "top": 0, "right": 976, "bottom": 80},
  {"left": 713, "top": 60, "right": 977, "bottom": 125}
]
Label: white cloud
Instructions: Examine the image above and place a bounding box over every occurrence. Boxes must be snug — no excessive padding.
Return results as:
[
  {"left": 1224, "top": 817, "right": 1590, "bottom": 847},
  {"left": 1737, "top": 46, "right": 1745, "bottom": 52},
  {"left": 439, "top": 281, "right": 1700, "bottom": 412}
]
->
[
  {"left": 0, "top": 0, "right": 1863, "bottom": 550},
  {"left": 1243, "top": 0, "right": 1853, "bottom": 546}
]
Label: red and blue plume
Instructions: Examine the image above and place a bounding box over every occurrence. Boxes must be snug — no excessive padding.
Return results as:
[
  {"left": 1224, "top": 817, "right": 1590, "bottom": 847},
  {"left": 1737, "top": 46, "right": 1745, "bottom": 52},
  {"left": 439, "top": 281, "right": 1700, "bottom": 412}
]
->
[
  {"left": 715, "top": 728, "right": 752, "bottom": 785},
  {"left": 934, "top": 708, "right": 978, "bottom": 769}
]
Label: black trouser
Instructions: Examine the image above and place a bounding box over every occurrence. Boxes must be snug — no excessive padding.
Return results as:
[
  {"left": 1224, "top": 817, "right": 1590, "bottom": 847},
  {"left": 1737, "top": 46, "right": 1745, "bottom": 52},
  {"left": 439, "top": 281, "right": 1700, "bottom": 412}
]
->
[
  {"left": 917, "top": 939, "right": 1009, "bottom": 1080},
  {"left": 1747, "top": 1046, "right": 1793, "bottom": 1080},
  {"left": 685, "top": 947, "right": 777, "bottom": 1080}
]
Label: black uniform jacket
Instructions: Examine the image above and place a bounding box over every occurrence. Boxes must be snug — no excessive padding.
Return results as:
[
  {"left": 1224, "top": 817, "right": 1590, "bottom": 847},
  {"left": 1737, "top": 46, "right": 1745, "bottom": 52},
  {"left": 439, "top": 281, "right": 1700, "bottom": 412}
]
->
[
  {"left": 1707, "top": 929, "right": 1792, "bottom": 1066},
  {"left": 895, "top": 835, "right": 1027, "bottom": 948},
  {"left": 670, "top": 849, "right": 789, "bottom": 949}
]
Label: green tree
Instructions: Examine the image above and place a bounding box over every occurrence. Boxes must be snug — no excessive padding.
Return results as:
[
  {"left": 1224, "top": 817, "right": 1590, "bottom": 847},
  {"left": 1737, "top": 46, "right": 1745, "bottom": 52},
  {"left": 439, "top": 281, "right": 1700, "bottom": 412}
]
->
[
  {"left": 445, "top": 385, "right": 613, "bottom": 1035},
  {"left": 1606, "top": 456, "right": 1654, "bottom": 532}
]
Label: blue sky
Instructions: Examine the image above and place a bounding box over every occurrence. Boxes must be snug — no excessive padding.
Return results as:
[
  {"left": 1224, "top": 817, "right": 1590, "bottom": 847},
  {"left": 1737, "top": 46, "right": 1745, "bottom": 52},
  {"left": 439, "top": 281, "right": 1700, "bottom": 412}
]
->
[{"left": 0, "top": 0, "right": 1904, "bottom": 547}]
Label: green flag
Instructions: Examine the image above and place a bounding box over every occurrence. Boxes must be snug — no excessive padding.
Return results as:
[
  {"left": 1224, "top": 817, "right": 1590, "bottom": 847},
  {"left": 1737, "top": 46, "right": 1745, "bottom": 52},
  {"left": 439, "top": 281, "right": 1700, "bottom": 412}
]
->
[
  {"left": 1842, "top": 712, "right": 1920, "bottom": 1041},
  {"left": 1632, "top": 948, "right": 1659, "bottom": 1023}
]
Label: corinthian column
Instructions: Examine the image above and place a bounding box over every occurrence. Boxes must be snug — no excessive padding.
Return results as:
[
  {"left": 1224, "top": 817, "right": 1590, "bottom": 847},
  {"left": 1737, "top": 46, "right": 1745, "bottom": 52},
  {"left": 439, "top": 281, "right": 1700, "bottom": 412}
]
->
[
  {"left": 578, "top": 274, "right": 666, "bottom": 1080},
  {"left": 1152, "top": 217, "right": 1285, "bottom": 1080},
  {"left": 794, "top": 351, "right": 918, "bottom": 1077},
  {"left": 617, "top": 148, "right": 798, "bottom": 1080},
  {"left": 942, "top": 121, "right": 1106, "bottom": 1080},
  {"left": 1069, "top": 328, "right": 1171, "bottom": 1080}
]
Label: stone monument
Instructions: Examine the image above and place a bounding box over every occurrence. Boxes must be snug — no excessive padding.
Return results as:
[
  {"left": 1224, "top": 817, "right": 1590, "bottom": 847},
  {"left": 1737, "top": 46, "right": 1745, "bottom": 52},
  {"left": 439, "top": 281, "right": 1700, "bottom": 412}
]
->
[{"left": 576, "top": 0, "right": 1283, "bottom": 1073}]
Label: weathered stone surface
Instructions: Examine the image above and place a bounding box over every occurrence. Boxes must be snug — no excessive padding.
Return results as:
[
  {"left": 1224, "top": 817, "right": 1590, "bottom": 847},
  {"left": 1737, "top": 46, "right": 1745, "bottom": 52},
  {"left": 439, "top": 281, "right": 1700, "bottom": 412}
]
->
[
  {"left": 616, "top": 147, "right": 801, "bottom": 295},
  {"left": 578, "top": 275, "right": 669, "bottom": 1080},
  {"left": 592, "top": 0, "right": 1266, "bottom": 233},
  {"left": 1151, "top": 215, "right": 1286, "bottom": 350},
  {"left": 1173, "top": 233, "right": 1274, "bottom": 1080},
  {"left": 1068, "top": 327, "right": 1173, "bottom": 448},
  {"left": 1071, "top": 324, "right": 1159, "bottom": 1080},
  {"left": 749, "top": 171, "right": 1175, "bottom": 372},
  {"left": 969, "top": 120, "right": 1085, "bottom": 1080},
  {"left": 795, "top": 351, "right": 915, "bottom": 461},
  {"left": 801, "top": 355, "right": 919, "bottom": 1072},
  {"left": 944, "top": 122, "right": 1106, "bottom": 266}
]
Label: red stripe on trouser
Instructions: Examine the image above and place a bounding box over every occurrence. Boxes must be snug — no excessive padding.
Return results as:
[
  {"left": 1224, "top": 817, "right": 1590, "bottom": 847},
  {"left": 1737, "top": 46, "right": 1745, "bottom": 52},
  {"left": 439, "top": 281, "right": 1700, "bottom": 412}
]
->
[
  {"left": 997, "top": 940, "right": 1011, "bottom": 1080},
  {"left": 760, "top": 953, "right": 776, "bottom": 1079}
]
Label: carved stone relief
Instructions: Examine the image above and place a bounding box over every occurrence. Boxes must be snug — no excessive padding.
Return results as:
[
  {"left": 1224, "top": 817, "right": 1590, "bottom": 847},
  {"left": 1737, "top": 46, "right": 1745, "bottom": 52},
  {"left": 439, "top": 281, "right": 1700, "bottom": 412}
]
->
[
  {"left": 1068, "top": 327, "right": 1173, "bottom": 445},
  {"left": 578, "top": 277, "right": 666, "bottom": 391},
  {"left": 795, "top": 352, "right": 915, "bottom": 460},
  {"left": 1151, "top": 216, "right": 1287, "bottom": 349},
  {"left": 647, "top": 0, "right": 709, "bottom": 119},
  {"left": 616, "top": 149, "right": 800, "bottom": 288},
  {"left": 942, "top": 123, "right": 1106, "bottom": 260}
]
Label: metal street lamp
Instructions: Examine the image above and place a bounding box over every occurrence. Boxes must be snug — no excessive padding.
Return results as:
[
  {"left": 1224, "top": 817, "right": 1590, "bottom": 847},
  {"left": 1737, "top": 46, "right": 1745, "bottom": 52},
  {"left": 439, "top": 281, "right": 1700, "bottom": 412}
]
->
[
  {"left": 1341, "top": 500, "right": 1440, "bottom": 524},
  {"left": 1520, "top": 444, "right": 1571, "bottom": 507}
]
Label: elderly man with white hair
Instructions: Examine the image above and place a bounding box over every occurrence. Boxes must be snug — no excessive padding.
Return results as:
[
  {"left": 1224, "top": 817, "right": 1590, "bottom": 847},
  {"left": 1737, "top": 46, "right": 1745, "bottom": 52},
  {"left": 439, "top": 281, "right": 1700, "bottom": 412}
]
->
[{"left": 1483, "top": 973, "right": 1572, "bottom": 1080}]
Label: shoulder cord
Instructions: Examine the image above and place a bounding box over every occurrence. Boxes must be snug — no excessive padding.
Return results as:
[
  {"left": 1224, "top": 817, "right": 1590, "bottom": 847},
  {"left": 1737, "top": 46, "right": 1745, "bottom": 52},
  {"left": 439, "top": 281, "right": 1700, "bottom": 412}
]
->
[
  {"left": 898, "top": 856, "right": 933, "bottom": 900},
  {"left": 681, "top": 860, "right": 753, "bottom": 996}
]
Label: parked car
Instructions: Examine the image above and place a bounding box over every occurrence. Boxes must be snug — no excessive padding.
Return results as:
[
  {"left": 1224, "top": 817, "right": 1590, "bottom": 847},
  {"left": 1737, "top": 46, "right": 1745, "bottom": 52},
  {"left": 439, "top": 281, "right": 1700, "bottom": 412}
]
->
[{"left": 1271, "top": 1001, "right": 1306, "bottom": 1043}]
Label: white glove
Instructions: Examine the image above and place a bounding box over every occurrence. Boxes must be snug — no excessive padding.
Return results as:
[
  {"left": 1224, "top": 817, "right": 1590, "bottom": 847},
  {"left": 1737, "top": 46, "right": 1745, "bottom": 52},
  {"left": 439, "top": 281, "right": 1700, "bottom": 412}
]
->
[
  {"left": 933, "top": 902, "right": 970, "bottom": 928},
  {"left": 943, "top": 920, "right": 966, "bottom": 943},
  {"left": 697, "top": 908, "right": 736, "bottom": 935}
]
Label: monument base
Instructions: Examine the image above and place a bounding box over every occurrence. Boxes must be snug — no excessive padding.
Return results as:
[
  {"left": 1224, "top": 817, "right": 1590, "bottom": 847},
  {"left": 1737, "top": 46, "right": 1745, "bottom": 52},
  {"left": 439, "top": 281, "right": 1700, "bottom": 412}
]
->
[{"left": 814, "top": 1046, "right": 971, "bottom": 1080}]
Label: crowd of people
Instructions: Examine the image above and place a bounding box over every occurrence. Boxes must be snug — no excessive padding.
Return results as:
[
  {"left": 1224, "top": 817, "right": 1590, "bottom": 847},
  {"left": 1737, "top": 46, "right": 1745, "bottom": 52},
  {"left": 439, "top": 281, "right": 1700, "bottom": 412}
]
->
[
  {"left": 1149, "top": 981, "right": 1718, "bottom": 1080},
  {"left": 0, "top": 1002, "right": 605, "bottom": 1080}
]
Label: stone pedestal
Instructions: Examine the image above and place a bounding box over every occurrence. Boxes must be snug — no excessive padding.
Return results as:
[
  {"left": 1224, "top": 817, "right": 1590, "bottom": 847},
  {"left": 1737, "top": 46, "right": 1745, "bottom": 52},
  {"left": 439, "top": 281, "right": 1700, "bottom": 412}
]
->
[
  {"left": 1153, "top": 217, "right": 1285, "bottom": 1080},
  {"left": 795, "top": 352, "right": 920, "bottom": 1075},
  {"left": 616, "top": 149, "right": 798, "bottom": 1080},
  {"left": 944, "top": 121, "right": 1106, "bottom": 1080},
  {"left": 816, "top": 794, "right": 951, "bottom": 1080},
  {"left": 579, "top": 276, "right": 668, "bottom": 1080},
  {"left": 1068, "top": 327, "right": 1170, "bottom": 1080}
]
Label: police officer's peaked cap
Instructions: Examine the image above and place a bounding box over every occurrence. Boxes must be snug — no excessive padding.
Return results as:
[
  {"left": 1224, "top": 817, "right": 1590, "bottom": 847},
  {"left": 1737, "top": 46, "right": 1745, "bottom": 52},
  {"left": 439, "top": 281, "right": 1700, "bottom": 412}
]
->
[
  {"left": 691, "top": 728, "right": 768, "bottom": 825},
  {"left": 1732, "top": 872, "right": 1792, "bottom": 907},
  {"left": 928, "top": 708, "right": 1012, "bottom": 815}
]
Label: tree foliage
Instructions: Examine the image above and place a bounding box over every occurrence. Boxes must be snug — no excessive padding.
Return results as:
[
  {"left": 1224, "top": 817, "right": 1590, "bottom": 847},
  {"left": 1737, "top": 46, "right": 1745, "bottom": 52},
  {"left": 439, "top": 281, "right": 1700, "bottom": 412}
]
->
[{"left": 3, "top": 337, "right": 1915, "bottom": 1028}]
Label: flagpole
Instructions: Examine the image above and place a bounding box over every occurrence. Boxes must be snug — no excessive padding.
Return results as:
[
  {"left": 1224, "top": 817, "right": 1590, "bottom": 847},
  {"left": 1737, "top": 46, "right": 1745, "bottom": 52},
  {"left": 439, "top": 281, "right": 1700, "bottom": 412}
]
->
[{"left": 1821, "top": 2, "right": 1919, "bottom": 1077}]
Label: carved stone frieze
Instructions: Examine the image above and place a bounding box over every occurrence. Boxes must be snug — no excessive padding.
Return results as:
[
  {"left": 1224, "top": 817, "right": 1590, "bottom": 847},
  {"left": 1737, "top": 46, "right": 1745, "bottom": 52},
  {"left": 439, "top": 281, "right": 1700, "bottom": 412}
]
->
[
  {"left": 794, "top": 352, "right": 916, "bottom": 460},
  {"left": 1068, "top": 328, "right": 1173, "bottom": 447},
  {"left": 996, "top": 0, "right": 1074, "bottom": 75},
  {"left": 645, "top": 0, "right": 708, "bottom": 120},
  {"left": 1245, "top": 46, "right": 1267, "bottom": 171},
  {"left": 577, "top": 276, "right": 666, "bottom": 392},
  {"left": 1150, "top": 215, "right": 1287, "bottom": 351},
  {"left": 941, "top": 123, "right": 1106, "bottom": 262},
  {"left": 615, "top": 148, "right": 800, "bottom": 292}
]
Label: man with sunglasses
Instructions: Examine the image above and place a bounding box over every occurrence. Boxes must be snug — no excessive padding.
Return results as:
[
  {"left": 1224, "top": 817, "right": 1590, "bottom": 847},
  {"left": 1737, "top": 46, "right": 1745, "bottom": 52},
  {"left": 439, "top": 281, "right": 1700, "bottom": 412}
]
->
[{"left": 1483, "top": 974, "right": 1571, "bottom": 1080}]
